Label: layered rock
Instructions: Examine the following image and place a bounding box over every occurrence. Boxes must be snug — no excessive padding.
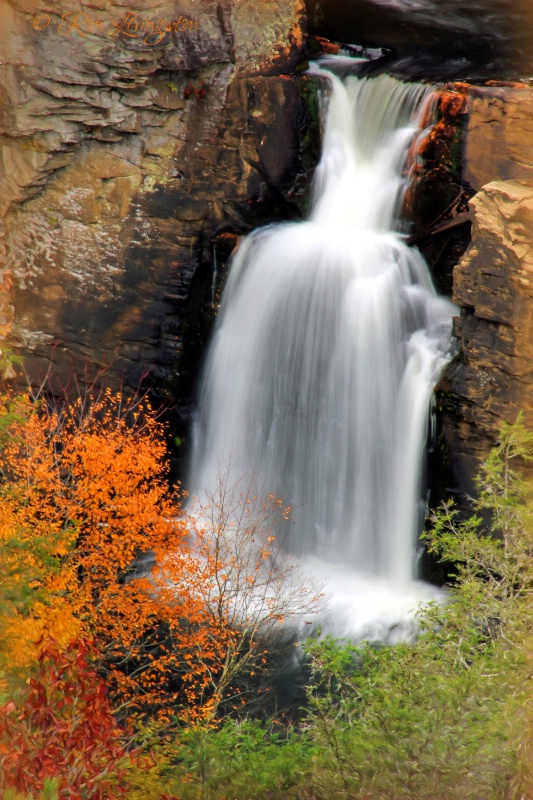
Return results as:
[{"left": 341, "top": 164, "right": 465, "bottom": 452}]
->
[
  {"left": 4, "top": 2, "right": 533, "bottom": 494},
  {"left": 0, "top": 0, "right": 313, "bottom": 423},
  {"left": 462, "top": 86, "right": 533, "bottom": 191},
  {"left": 440, "top": 85, "right": 533, "bottom": 487}
]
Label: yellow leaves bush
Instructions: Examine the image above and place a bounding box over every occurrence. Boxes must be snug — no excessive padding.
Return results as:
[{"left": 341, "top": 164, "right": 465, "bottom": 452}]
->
[
  {"left": 0, "top": 389, "right": 179, "bottom": 689},
  {"left": 0, "top": 395, "right": 79, "bottom": 674},
  {"left": 0, "top": 385, "right": 317, "bottom": 724}
]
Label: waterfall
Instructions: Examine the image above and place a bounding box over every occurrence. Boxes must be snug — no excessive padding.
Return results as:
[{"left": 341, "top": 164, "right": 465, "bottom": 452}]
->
[{"left": 189, "top": 64, "right": 455, "bottom": 635}]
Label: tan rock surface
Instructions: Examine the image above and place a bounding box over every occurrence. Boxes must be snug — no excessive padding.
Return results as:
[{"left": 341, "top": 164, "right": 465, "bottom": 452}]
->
[
  {"left": 0, "top": 0, "right": 311, "bottom": 404},
  {"left": 444, "top": 178, "right": 533, "bottom": 482},
  {"left": 436, "top": 79, "right": 533, "bottom": 490},
  {"left": 463, "top": 85, "right": 533, "bottom": 192}
]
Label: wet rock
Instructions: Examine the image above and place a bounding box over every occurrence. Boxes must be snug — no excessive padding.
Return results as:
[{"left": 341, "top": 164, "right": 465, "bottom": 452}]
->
[
  {"left": 403, "top": 83, "right": 473, "bottom": 296},
  {"left": 408, "top": 79, "right": 533, "bottom": 494},
  {"left": 306, "top": 0, "right": 533, "bottom": 79}
]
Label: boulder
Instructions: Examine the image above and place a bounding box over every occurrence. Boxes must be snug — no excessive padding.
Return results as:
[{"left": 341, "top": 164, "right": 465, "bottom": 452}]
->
[
  {"left": 402, "top": 78, "right": 533, "bottom": 493},
  {"left": 463, "top": 86, "right": 533, "bottom": 191}
]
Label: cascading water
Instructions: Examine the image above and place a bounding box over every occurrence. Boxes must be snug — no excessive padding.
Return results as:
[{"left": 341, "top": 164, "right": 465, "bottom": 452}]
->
[{"left": 189, "top": 63, "right": 456, "bottom": 639}]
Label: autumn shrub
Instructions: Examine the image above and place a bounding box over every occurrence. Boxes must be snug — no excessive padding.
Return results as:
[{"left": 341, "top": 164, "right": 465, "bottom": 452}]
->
[
  {"left": 0, "top": 384, "right": 319, "bottom": 728},
  {"left": 0, "top": 386, "right": 188, "bottom": 712},
  {"left": 1, "top": 783, "right": 59, "bottom": 800},
  {"left": 172, "top": 470, "right": 321, "bottom": 721},
  {"left": 0, "top": 638, "right": 133, "bottom": 800},
  {"left": 4, "top": 377, "right": 531, "bottom": 800},
  {"left": 0, "top": 393, "right": 84, "bottom": 709}
]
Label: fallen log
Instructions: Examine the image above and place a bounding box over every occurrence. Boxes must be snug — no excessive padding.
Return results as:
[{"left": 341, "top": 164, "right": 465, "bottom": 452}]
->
[{"left": 405, "top": 210, "right": 472, "bottom": 245}]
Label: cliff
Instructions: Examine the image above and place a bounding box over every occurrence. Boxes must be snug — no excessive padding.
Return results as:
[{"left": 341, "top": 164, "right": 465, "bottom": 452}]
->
[
  {"left": 2, "top": 2, "right": 533, "bottom": 491},
  {"left": 0, "top": 0, "right": 313, "bottom": 421},
  {"left": 441, "top": 84, "right": 533, "bottom": 485}
]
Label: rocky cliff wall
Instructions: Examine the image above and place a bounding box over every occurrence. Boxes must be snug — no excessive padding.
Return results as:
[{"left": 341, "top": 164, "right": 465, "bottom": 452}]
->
[
  {"left": 439, "top": 84, "right": 533, "bottom": 488},
  {"left": 3, "top": 4, "right": 533, "bottom": 491},
  {"left": 0, "top": 0, "right": 313, "bottom": 424}
]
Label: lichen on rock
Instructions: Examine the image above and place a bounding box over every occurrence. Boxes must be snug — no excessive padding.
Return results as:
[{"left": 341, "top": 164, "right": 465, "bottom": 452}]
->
[{"left": 0, "top": 0, "right": 311, "bottom": 405}]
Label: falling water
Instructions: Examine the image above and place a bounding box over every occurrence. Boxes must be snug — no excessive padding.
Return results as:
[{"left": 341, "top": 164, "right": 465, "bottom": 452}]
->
[{"left": 190, "top": 64, "right": 455, "bottom": 636}]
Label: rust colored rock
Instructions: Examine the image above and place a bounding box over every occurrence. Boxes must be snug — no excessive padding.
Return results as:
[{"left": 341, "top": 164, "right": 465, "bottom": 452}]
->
[
  {"left": 407, "top": 79, "right": 533, "bottom": 494},
  {"left": 404, "top": 84, "right": 469, "bottom": 227},
  {"left": 402, "top": 83, "right": 472, "bottom": 299},
  {"left": 312, "top": 36, "right": 340, "bottom": 55}
]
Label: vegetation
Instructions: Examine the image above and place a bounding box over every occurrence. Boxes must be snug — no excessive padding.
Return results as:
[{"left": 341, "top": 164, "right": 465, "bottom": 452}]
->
[
  {"left": 126, "top": 407, "right": 533, "bottom": 798},
  {"left": 0, "top": 369, "right": 531, "bottom": 799},
  {"left": 0, "top": 639, "right": 132, "bottom": 799}
]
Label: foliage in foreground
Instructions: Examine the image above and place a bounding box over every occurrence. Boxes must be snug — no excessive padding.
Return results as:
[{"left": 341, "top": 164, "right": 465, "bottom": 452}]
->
[
  {"left": 0, "top": 372, "right": 532, "bottom": 798},
  {"left": 0, "top": 381, "right": 317, "bottom": 797},
  {"left": 0, "top": 382, "right": 317, "bottom": 719},
  {"left": 0, "top": 639, "right": 132, "bottom": 799},
  {"left": 126, "top": 415, "right": 533, "bottom": 800},
  {"left": 302, "top": 416, "right": 533, "bottom": 800}
]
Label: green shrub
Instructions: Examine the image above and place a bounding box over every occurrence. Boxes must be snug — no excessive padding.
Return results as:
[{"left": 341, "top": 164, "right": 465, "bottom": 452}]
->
[
  {"left": 2, "top": 779, "right": 59, "bottom": 800},
  {"left": 127, "top": 719, "right": 317, "bottom": 800},
  {"left": 101, "top": 415, "right": 533, "bottom": 800},
  {"left": 300, "top": 414, "right": 533, "bottom": 799}
]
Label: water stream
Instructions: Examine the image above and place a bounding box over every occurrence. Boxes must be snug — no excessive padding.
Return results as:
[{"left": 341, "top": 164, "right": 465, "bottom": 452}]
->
[{"left": 189, "top": 63, "right": 456, "bottom": 639}]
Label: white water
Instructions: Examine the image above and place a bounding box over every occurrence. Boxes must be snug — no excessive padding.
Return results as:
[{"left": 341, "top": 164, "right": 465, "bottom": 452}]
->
[{"left": 189, "top": 65, "right": 455, "bottom": 638}]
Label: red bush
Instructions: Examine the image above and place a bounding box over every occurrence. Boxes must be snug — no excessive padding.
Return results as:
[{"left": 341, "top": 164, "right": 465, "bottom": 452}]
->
[{"left": 0, "top": 638, "right": 133, "bottom": 799}]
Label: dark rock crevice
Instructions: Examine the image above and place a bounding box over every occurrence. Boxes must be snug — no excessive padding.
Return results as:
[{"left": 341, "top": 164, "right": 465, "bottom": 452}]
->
[{"left": 305, "top": 0, "right": 533, "bottom": 80}]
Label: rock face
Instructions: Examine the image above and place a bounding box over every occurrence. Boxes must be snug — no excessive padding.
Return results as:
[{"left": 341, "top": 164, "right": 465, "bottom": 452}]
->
[
  {"left": 3, "top": 3, "right": 533, "bottom": 493},
  {"left": 0, "top": 0, "right": 313, "bottom": 427},
  {"left": 462, "top": 86, "right": 533, "bottom": 191},
  {"left": 440, "top": 85, "right": 533, "bottom": 488}
]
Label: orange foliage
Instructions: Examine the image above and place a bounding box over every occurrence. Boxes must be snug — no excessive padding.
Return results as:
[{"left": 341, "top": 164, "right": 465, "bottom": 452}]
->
[
  {"left": 0, "top": 386, "right": 319, "bottom": 723},
  {"left": 0, "top": 388, "right": 197, "bottom": 716},
  {"left": 0, "top": 392, "right": 82, "bottom": 667}
]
